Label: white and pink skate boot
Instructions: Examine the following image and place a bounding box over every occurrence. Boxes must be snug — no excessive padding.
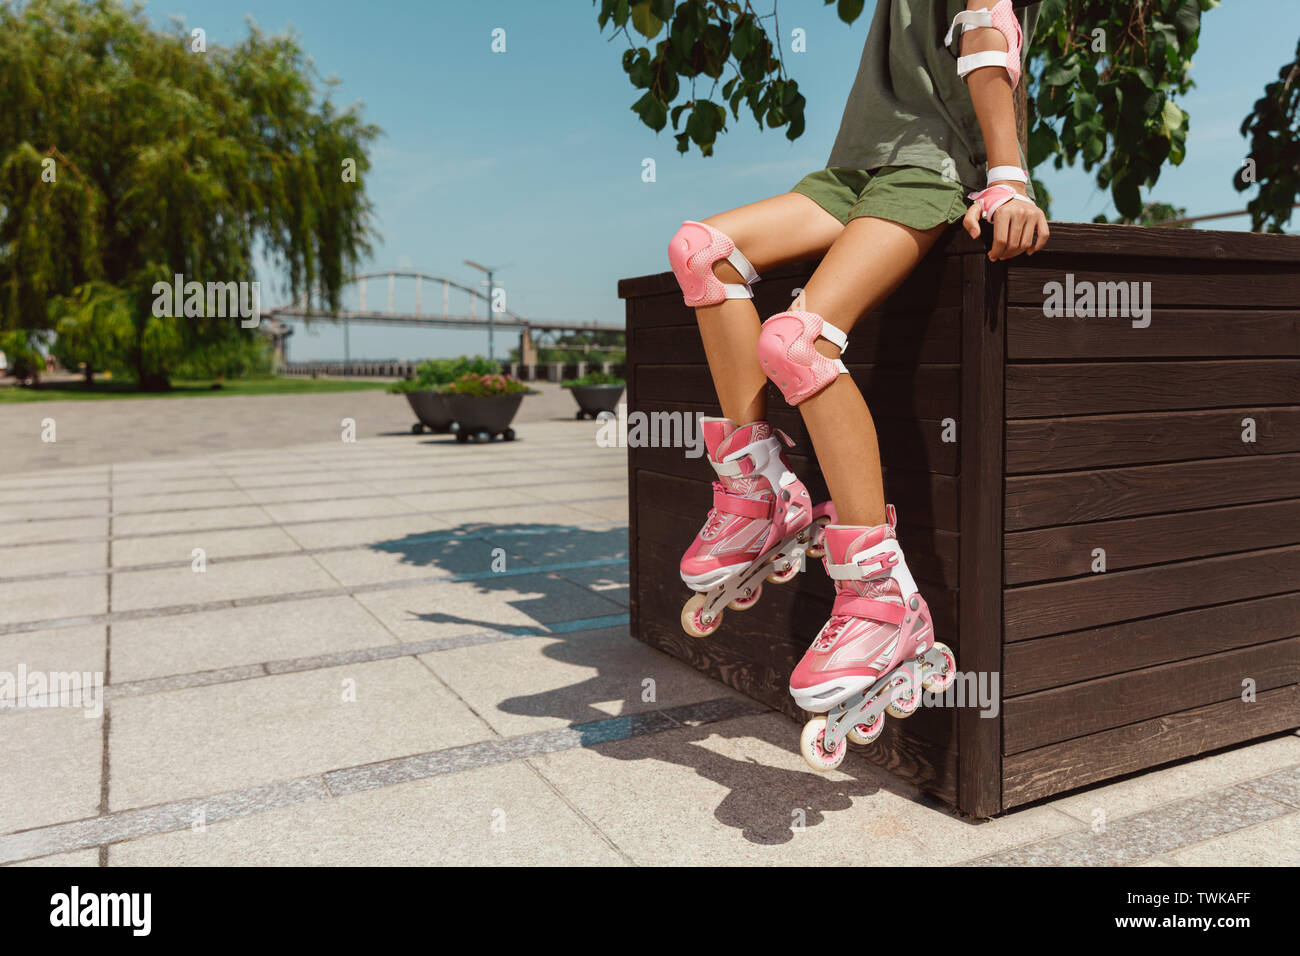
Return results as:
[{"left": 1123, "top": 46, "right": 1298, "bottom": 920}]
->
[
  {"left": 790, "top": 506, "right": 956, "bottom": 771},
  {"left": 680, "top": 417, "right": 835, "bottom": 638}
]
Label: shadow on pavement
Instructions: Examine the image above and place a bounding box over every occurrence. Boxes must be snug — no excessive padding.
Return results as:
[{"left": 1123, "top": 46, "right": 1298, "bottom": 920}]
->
[{"left": 372, "top": 521, "right": 946, "bottom": 847}]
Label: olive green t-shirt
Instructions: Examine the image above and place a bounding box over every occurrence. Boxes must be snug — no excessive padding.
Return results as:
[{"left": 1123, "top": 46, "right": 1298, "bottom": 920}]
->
[{"left": 826, "top": 0, "right": 1040, "bottom": 196}]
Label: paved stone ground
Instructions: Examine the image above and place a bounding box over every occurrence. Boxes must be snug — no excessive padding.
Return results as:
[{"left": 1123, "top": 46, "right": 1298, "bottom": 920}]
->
[{"left": 0, "top": 393, "right": 1297, "bottom": 865}]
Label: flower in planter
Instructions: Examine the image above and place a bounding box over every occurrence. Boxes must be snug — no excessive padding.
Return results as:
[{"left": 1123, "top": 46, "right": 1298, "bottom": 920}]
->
[
  {"left": 560, "top": 371, "right": 626, "bottom": 387},
  {"left": 441, "top": 372, "right": 528, "bottom": 396},
  {"left": 388, "top": 355, "right": 501, "bottom": 393}
]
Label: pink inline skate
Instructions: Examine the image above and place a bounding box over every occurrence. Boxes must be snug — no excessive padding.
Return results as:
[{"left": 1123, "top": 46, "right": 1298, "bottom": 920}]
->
[
  {"left": 790, "top": 505, "right": 956, "bottom": 771},
  {"left": 680, "top": 417, "right": 836, "bottom": 638}
]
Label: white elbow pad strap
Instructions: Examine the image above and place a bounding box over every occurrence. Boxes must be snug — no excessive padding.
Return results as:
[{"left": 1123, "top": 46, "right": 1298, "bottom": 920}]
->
[{"left": 945, "top": 0, "right": 1024, "bottom": 87}]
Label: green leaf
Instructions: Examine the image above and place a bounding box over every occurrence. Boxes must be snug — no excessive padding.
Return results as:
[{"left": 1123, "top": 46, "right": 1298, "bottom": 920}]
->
[
  {"left": 630, "top": 2, "right": 664, "bottom": 39},
  {"left": 1043, "top": 59, "right": 1080, "bottom": 86},
  {"left": 1160, "top": 98, "right": 1185, "bottom": 138},
  {"left": 837, "top": 0, "right": 865, "bottom": 24},
  {"left": 631, "top": 91, "right": 668, "bottom": 131}
]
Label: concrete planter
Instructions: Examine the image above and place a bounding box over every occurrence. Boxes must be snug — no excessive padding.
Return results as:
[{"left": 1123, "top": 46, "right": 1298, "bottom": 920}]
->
[
  {"left": 567, "top": 383, "right": 625, "bottom": 420},
  {"left": 404, "top": 391, "right": 457, "bottom": 434},
  {"left": 446, "top": 393, "right": 524, "bottom": 443}
]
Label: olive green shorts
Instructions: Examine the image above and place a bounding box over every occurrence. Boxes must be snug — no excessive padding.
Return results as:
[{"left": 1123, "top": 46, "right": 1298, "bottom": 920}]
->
[{"left": 791, "top": 165, "right": 967, "bottom": 231}]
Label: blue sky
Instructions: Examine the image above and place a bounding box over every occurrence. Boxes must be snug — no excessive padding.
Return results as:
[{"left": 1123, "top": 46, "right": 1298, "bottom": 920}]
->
[{"left": 138, "top": 0, "right": 1300, "bottom": 360}]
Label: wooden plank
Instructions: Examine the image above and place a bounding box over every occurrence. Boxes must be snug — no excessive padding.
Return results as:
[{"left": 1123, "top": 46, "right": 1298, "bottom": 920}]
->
[
  {"left": 635, "top": 364, "right": 961, "bottom": 421},
  {"left": 1003, "top": 591, "right": 1300, "bottom": 695},
  {"left": 634, "top": 446, "right": 961, "bottom": 531},
  {"left": 630, "top": 308, "right": 963, "bottom": 366},
  {"left": 1006, "top": 408, "right": 1300, "bottom": 473},
  {"left": 1005, "top": 453, "right": 1300, "bottom": 529},
  {"left": 1004, "top": 544, "right": 1300, "bottom": 641},
  {"left": 1005, "top": 221, "right": 1300, "bottom": 264},
  {"left": 1006, "top": 360, "right": 1300, "bottom": 417},
  {"left": 1007, "top": 307, "right": 1300, "bottom": 359},
  {"left": 1002, "top": 685, "right": 1300, "bottom": 809},
  {"left": 1006, "top": 257, "right": 1300, "bottom": 307},
  {"left": 1004, "top": 499, "right": 1300, "bottom": 585},
  {"left": 957, "top": 252, "right": 1005, "bottom": 818},
  {"left": 1003, "top": 637, "right": 1300, "bottom": 754}
]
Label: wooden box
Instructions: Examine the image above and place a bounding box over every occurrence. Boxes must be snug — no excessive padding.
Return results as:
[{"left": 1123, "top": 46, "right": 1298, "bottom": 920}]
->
[{"left": 617, "top": 222, "right": 1300, "bottom": 817}]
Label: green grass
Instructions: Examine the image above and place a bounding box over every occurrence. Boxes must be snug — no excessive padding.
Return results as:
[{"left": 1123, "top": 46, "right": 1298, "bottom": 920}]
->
[{"left": 0, "top": 375, "right": 390, "bottom": 402}]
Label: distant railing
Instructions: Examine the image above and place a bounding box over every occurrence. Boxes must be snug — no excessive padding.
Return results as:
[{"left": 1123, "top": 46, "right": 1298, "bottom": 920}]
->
[{"left": 280, "top": 360, "right": 627, "bottom": 382}]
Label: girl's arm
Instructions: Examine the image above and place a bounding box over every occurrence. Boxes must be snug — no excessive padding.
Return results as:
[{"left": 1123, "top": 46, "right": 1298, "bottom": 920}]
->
[{"left": 956, "top": 0, "right": 1050, "bottom": 260}]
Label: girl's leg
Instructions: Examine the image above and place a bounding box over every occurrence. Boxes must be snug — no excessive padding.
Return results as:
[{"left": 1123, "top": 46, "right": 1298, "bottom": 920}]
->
[
  {"left": 693, "top": 193, "right": 844, "bottom": 424},
  {"left": 793, "top": 216, "right": 949, "bottom": 526}
]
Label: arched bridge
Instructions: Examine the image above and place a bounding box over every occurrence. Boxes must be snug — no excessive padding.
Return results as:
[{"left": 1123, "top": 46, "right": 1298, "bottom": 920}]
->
[{"left": 265, "top": 270, "right": 620, "bottom": 337}]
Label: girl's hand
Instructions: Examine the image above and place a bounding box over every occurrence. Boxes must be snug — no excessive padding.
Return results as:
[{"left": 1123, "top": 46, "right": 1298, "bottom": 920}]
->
[{"left": 962, "top": 182, "right": 1050, "bottom": 260}]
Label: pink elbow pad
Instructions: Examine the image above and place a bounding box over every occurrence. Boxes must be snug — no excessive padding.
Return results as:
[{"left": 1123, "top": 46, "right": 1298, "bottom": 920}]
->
[{"left": 944, "top": 0, "right": 1024, "bottom": 87}]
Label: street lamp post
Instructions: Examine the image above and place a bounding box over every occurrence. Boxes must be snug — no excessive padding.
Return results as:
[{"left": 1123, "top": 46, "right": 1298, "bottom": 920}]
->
[{"left": 464, "top": 259, "right": 507, "bottom": 364}]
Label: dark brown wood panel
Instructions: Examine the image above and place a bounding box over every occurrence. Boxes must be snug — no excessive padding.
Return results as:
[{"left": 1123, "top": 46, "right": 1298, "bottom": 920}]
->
[
  {"left": 635, "top": 364, "right": 961, "bottom": 421},
  {"left": 1004, "top": 544, "right": 1300, "bottom": 641},
  {"left": 1005, "top": 453, "right": 1300, "bottom": 529},
  {"left": 1006, "top": 408, "right": 1300, "bottom": 473},
  {"left": 1004, "top": 499, "right": 1300, "bottom": 585},
  {"left": 1002, "top": 686, "right": 1300, "bottom": 808},
  {"left": 1006, "top": 258, "right": 1300, "bottom": 308},
  {"left": 1003, "top": 637, "right": 1300, "bottom": 754},
  {"left": 1006, "top": 308, "right": 1300, "bottom": 360},
  {"left": 1006, "top": 361, "right": 1300, "bottom": 417},
  {"left": 1003, "top": 591, "right": 1300, "bottom": 695}
]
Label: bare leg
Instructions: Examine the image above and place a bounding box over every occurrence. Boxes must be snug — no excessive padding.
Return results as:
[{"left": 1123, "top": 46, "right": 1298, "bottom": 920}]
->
[
  {"left": 795, "top": 217, "right": 949, "bottom": 527},
  {"left": 693, "top": 194, "right": 844, "bottom": 424}
]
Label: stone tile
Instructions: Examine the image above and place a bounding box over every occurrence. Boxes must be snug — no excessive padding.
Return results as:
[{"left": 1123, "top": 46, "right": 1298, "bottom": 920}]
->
[
  {"left": 110, "top": 555, "right": 338, "bottom": 612},
  {"left": 109, "top": 477, "right": 240, "bottom": 497},
  {"left": 310, "top": 537, "right": 540, "bottom": 587},
  {"left": 110, "top": 595, "right": 395, "bottom": 683},
  {"left": 531, "top": 713, "right": 1080, "bottom": 865},
  {"left": 355, "top": 572, "right": 628, "bottom": 643},
  {"left": 0, "top": 516, "right": 107, "bottom": 546},
  {"left": 1049, "top": 735, "right": 1300, "bottom": 824},
  {"left": 397, "top": 487, "right": 551, "bottom": 513},
  {"left": 1237, "top": 764, "right": 1300, "bottom": 809},
  {"left": 558, "top": 565, "right": 631, "bottom": 606},
  {"left": 0, "top": 574, "right": 107, "bottom": 627},
  {"left": 566, "top": 497, "right": 629, "bottom": 523},
  {"left": 972, "top": 786, "right": 1289, "bottom": 866},
  {"left": 239, "top": 482, "right": 379, "bottom": 504},
  {"left": 0, "top": 540, "right": 106, "bottom": 577},
  {"left": 0, "top": 625, "right": 105, "bottom": 678},
  {"left": 0, "top": 498, "right": 107, "bottom": 521},
  {"left": 521, "top": 480, "right": 628, "bottom": 504},
  {"left": 424, "top": 626, "right": 741, "bottom": 737},
  {"left": 112, "top": 506, "right": 272, "bottom": 537},
  {"left": 0, "top": 707, "right": 102, "bottom": 834},
  {"left": 110, "top": 526, "right": 302, "bottom": 568},
  {"left": 107, "top": 763, "right": 624, "bottom": 866},
  {"left": 113, "top": 490, "right": 255, "bottom": 513},
  {"left": 260, "top": 497, "right": 414, "bottom": 523},
  {"left": 108, "top": 657, "right": 491, "bottom": 810},
  {"left": 281, "top": 514, "right": 452, "bottom": 550},
  {"left": 1164, "top": 813, "right": 1300, "bottom": 866},
  {"left": 443, "top": 503, "right": 612, "bottom": 528},
  {"left": 8, "top": 848, "right": 101, "bottom": 867}
]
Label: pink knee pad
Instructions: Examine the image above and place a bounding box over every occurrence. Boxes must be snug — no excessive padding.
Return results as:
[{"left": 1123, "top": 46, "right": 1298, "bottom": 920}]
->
[
  {"left": 667, "top": 220, "right": 759, "bottom": 307},
  {"left": 756, "top": 310, "right": 849, "bottom": 406},
  {"left": 944, "top": 0, "right": 1023, "bottom": 87}
]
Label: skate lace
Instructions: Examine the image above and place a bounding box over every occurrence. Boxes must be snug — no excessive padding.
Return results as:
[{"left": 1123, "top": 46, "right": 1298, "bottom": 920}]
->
[{"left": 702, "top": 509, "right": 727, "bottom": 536}]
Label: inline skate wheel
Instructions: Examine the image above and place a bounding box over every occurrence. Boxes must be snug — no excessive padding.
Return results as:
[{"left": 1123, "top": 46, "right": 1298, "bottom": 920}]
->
[
  {"left": 847, "top": 713, "right": 886, "bottom": 746},
  {"left": 800, "top": 717, "right": 847, "bottom": 772},
  {"left": 766, "top": 559, "right": 800, "bottom": 584},
  {"left": 681, "top": 592, "right": 722, "bottom": 638},
  {"left": 920, "top": 643, "right": 957, "bottom": 693},
  {"left": 727, "top": 583, "right": 763, "bottom": 611},
  {"left": 884, "top": 673, "right": 921, "bottom": 719},
  {"left": 805, "top": 515, "right": 833, "bottom": 559}
]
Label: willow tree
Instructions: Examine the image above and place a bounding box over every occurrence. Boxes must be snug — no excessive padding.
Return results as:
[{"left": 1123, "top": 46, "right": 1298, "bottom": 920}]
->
[
  {"left": 0, "top": 0, "right": 378, "bottom": 388},
  {"left": 595, "top": 0, "right": 1295, "bottom": 229}
]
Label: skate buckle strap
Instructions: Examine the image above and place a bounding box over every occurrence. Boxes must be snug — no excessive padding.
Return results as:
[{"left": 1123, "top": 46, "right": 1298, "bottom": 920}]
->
[
  {"left": 825, "top": 538, "right": 900, "bottom": 580},
  {"left": 714, "top": 432, "right": 796, "bottom": 489},
  {"left": 831, "top": 591, "right": 907, "bottom": 628},
  {"left": 711, "top": 482, "right": 773, "bottom": 519}
]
